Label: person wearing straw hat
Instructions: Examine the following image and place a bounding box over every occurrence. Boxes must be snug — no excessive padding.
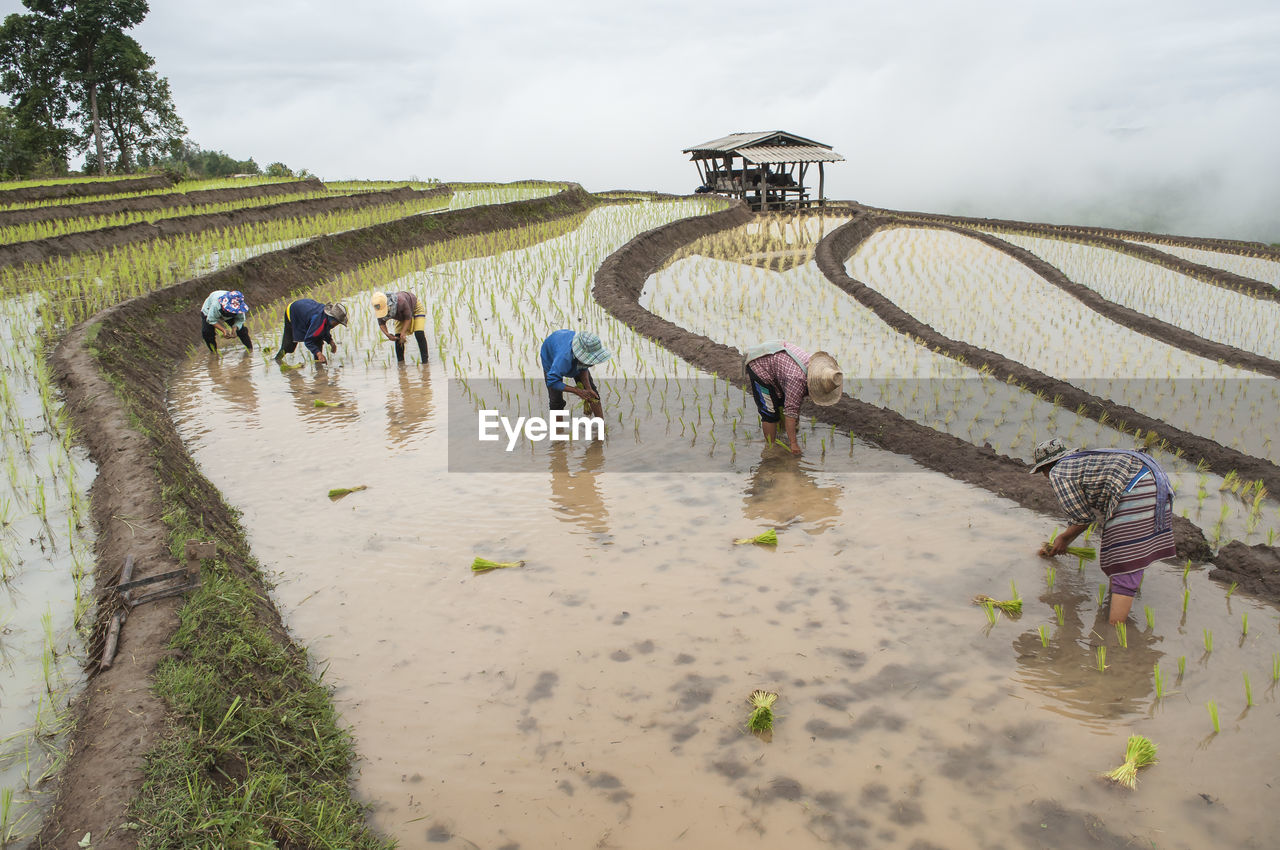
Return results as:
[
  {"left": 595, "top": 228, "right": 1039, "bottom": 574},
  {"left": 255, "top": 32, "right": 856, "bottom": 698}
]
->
[
  {"left": 1032, "top": 437, "right": 1176, "bottom": 624},
  {"left": 273, "top": 298, "right": 348, "bottom": 366},
  {"left": 199, "top": 289, "right": 252, "bottom": 353},
  {"left": 539, "top": 329, "right": 611, "bottom": 420},
  {"left": 372, "top": 290, "right": 429, "bottom": 364},
  {"left": 743, "top": 340, "right": 843, "bottom": 456}
]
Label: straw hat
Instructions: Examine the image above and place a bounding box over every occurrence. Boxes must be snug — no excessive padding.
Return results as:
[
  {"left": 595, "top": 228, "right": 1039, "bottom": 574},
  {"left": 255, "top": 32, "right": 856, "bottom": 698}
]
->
[
  {"left": 1031, "top": 437, "right": 1073, "bottom": 473},
  {"left": 806, "top": 351, "right": 843, "bottom": 406},
  {"left": 323, "top": 303, "right": 348, "bottom": 326},
  {"left": 371, "top": 292, "right": 389, "bottom": 318},
  {"left": 571, "top": 331, "right": 611, "bottom": 367}
]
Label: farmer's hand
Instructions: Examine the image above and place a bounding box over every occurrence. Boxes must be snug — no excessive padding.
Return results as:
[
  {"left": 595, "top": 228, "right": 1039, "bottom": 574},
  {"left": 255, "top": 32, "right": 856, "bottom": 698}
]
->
[
  {"left": 397, "top": 333, "right": 406, "bottom": 343},
  {"left": 328, "top": 341, "right": 338, "bottom": 352},
  {"left": 315, "top": 352, "right": 328, "bottom": 365},
  {"left": 220, "top": 328, "right": 233, "bottom": 338},
  {"left": 1040, "top": 538, "right": 1067, "bottom": 558}
]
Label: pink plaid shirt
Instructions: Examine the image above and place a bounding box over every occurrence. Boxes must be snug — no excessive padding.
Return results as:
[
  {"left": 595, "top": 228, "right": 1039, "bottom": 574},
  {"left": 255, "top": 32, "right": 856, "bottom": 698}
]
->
[{"left": 748, "top": 343, "right": 812, "bottom": 419}]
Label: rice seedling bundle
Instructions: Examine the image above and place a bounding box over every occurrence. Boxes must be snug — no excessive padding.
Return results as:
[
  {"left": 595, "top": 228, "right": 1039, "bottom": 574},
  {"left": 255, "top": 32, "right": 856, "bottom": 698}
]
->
[
  {"left": 734, "top": 529, "right": 778, "bottom": 546},
  {"left": 313, "top": 400, "right": 343, "bottom": 408},
  {"left": 327, "top": 485, "right": 367, "bottom": 500},
  {"left": 747, "top": 689, "right": 778, "bottom": 733},
  {"left": 1095, "top": 645, "right": 1107, "bottom": 672},
  {"left": 973, "top": 594, "right": 1020, "bottom": 617},
  {"left": 1102, "top": 734, "right": 1157, "bottom": 789},
  {"left": 471, "top": 557, "right": 525, "bottom": 573}
]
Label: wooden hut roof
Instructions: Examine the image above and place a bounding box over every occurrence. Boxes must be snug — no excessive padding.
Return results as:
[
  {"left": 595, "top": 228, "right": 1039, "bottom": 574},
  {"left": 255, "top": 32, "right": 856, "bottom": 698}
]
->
[{"left": 683, "top": 131, "right": 841, "bottom": 161}]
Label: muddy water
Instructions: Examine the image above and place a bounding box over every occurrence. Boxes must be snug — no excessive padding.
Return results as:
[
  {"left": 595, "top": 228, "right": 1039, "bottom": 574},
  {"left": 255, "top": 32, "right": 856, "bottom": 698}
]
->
[{"left": 174, "top": 352, "right": 1279, "bottom": 850}]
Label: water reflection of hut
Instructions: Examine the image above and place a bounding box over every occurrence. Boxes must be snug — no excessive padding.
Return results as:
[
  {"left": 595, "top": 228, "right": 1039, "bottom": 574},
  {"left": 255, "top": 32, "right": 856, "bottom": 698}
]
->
[{"left": 684, "top": 131, "right": 845, "bottom": 212}]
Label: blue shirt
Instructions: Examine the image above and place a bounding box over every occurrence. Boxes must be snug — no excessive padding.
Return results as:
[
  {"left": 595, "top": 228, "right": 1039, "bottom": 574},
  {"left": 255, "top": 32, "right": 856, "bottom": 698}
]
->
[
  {"left": 201, "top": 291, "right": 245, "bottom": 330},
  {"left": 540, "top": 329, "right": 583, "bottom": 391},
  {"left": 286, "top": 299, "right": 334, "bottom": 356}
]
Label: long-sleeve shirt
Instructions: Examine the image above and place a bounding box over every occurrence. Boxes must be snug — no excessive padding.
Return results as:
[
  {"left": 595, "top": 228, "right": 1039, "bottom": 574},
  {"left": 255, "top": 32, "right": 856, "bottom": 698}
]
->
[
  {"left": 540, "top": 329, "right": 582, "bottom": 391},
  {"left": 746, "top": 343, "right": 812, "bottom": 419},
  {"left": 286, "top": 298, "right": 334, "bottom": 356},
  {"left": 201, "top": 291, "right": 245, "bottom": 330},
  {"left": 1048, "top": 452, "right": 1143, "bottom": 526},
  {"left": 377, "top": 291, "right": 421, "bottom": 325}
]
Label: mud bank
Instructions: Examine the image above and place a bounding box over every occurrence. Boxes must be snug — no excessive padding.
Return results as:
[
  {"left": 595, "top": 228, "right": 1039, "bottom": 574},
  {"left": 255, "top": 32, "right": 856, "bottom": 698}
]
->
[
  {"left": 0, "top": 184, "right": 448, "bottom": 269},
  {"left": 815, "top": 212, "right": 1280, "bottom": 496},
  {"left": 41, "top": 186, "right": 598, "bottom": 848},
  {"left": 0, "top": 174, "right": 174, "bottom": 205},
  {"left": 0, "top": 178, "right": 327, "bottom": 227},
  {"left": 594, "top": 205, "right": 1280, "bottom": 603}
]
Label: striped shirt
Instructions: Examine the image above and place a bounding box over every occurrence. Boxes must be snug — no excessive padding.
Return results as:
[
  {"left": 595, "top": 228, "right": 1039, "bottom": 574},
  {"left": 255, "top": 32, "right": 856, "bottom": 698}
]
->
[
  {"left": 747, "top": 343, "right": 812, "bottom": 419},
  {"left": 377, "top": 291, "right": 421, "bottom": 324},
  {"left": 1048, "top": 452, "right": 1142, "bottom": 526}
]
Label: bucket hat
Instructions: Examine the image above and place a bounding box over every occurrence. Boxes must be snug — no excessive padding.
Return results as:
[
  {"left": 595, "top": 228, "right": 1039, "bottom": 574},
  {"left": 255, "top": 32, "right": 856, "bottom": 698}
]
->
[
  {"left": 1031, "top": 437, "right": 1073, "bottom": 473},
  {"left": 371, "top": 292, "right": 389, "bottom": 318},
  {"left": 806, "top": 351, "right": 843, "bottom": 406},
  {"left": 324, "top": 303, "right": 348, "bottom": 326},
  {"left": 218, "top": 290, "right": 247, "bottom": 315},
  {"left": 571, "top": 331, "right": 611, "bottom": 367}
]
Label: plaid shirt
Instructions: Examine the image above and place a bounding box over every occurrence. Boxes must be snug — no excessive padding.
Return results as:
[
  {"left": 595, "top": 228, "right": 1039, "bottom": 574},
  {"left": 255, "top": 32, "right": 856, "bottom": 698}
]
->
[
  {"left": 748, "top": 344, "right": 812, "bottom": 419},
  {"left": 377, "top": 291, "right": 420, "bottom": 324},
  {"left": 1048, "top": 452, "right": 1142, "bottom": 525}
]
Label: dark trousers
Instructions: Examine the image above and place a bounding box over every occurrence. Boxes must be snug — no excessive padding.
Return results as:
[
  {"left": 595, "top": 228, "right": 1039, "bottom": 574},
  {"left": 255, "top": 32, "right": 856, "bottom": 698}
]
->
[
  {"left": 394, "top": 330, "right": 430, "bottom": 363},
  {"left": 275, "top": 321, "right": 299, "bottom": 359},
  {"left": 202, "top": 319, "right": 252, "bottom": 352},
  {"left": 549, "top": 369, "right": 598, "bottom": 411}
]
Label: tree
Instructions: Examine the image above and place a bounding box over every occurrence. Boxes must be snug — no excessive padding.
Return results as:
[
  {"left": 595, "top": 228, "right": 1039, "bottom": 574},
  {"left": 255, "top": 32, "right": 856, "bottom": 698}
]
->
[
  {"left": 0, "top": 0, "right": 184, "bottom": 175},
  {"left": 0, "top": 10, "right": 73, "bottom": 175}
]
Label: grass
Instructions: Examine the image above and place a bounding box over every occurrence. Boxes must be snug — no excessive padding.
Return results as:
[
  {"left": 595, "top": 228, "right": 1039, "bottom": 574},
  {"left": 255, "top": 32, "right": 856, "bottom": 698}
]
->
[{"left": 133, "top": 480, "right": 391, "bottom": 848}]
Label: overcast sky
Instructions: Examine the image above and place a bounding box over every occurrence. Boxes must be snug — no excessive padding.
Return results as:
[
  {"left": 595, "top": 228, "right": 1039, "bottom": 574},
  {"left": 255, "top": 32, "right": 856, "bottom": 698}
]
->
[{"left": 4, "top": 1, "right": 1279, "bottom": 239}]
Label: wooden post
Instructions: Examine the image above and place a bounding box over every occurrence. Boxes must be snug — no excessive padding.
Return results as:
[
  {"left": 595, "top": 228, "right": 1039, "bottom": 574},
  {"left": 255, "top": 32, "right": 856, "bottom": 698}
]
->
[
  {"left": 99, "top": 554, "right": 136, "bottom": 671},
  {"left": 818, "top": 162, "right": 826, "bottom": 208}
]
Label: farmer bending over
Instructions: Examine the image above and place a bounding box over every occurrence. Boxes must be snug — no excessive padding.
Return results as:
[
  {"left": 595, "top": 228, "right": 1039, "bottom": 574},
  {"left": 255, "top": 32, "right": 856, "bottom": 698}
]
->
[
  {"left": 200, "top": 290, "right": 252, "bottom": 353},
  {"left": 274, "top": 299, "right": 347, "bottom": 365},
  {"left": 743, "top": 340, "right": 843, "bottom": 456},
  {"left": 372, "top": 290, "right": 429, "bottom": 364},
  {"left": 540, "top": 329, "right": 610, "bottom": 419},
  {"left": 1032, "top": 438, "right": 1176, "bottom": 625}
]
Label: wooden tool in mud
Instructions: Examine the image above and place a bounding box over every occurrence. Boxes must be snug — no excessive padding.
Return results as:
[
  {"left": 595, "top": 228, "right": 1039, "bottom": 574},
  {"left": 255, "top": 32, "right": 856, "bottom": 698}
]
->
[{"left": 99, "top": 541, "right": 209, "bottom": 671}]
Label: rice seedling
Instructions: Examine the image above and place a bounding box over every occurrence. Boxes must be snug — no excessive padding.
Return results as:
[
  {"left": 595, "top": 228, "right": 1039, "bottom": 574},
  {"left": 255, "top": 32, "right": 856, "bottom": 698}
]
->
[
  {"left": 471, "top": 558, "right": 525, "bottom": 573},
  {"left": 1096, "top": 645, "right": 1107, "bottom": 672},
  {"left": 1207, "top": 700, "right": 1220, "bottom": 733},
  {"left": 1203, "top": 629, "right": 1213, "bottom": 654},
  {"left": 1243, "top": 673, "right": 1253, "bottom": 708},
  {"left": 313, "top": 400, "right": 343, "bottom": 408},
  {"left": 1102, "top": 734, "right": 1157, "bottom": 789},
  {"left": 1037, "top": 625, "right": 1049, "bottom": 647},
  {"left": 326, "top": 485, "right": 367, "bottom": 500},
  {"left": 1097, "top": 583, "right": 1107, "bottom": 606},
  {"left": 1182, "top": 588, "right": 1190, "bottom": 614},
  {"left": 1045, "top": 566, "right": 1056, "bottom": 592},
  {"left": 1153, "top": 663, "right": 1164, "bottom": 700},
  {"left": 734, "top": 529, "right": 778, "bottom": 546},
  {"left": 1144, "top": 605, "right": 1154, "bottom": 631},
  {"left": 973, "top": 590, "right": 1021, "bottom": 617},
  {"left": 1272, "top": 653, "right": 1279, "bottom": 684},
  {"left": 1241, "top": 612, "right": 1248, "bottom": 636},
  {"left": 1115, "top": 622, "right": 1128, "bottom": 649},
  {"left": 1178, "top": 655, "right": 1187, "bottom": 678},
  {"left": 1054, "top": 603, "right": 1065, "bottom": 626},
  {"left": 981, "top": 599, "right": 997, "bottom": 626},
  {"left": 1226, "top": 581, "right": 1238, "bottom": 599},
  {"left": 747, "top": 689, "right": 779, "bottom": 734}
]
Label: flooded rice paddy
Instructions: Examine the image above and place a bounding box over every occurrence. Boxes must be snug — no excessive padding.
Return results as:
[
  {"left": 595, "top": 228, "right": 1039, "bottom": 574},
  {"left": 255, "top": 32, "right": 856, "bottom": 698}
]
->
[{"left": 170, "top": 204, "right": 1279, "bottom": 849}]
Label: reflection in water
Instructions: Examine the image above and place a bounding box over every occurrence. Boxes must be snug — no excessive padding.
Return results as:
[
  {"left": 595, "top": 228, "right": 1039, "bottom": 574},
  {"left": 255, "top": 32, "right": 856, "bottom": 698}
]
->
[
  {"left": 1012, "top": 582, "right": 1164, "bottom": 729},
  {"left": 283, "top": 367, "right": 359, "bottom": 427},
  {"left": 547, "top": 439, "right": 609, "bottom": 538},
  {"left": 742, "top": 449, "right": 842, "bottom": 532},
  {"left": 385, "top": 365, "right": 434, "bottom": 449},
  {"left": 205, "top": 353, "right": 261, "bottom": 426}
]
